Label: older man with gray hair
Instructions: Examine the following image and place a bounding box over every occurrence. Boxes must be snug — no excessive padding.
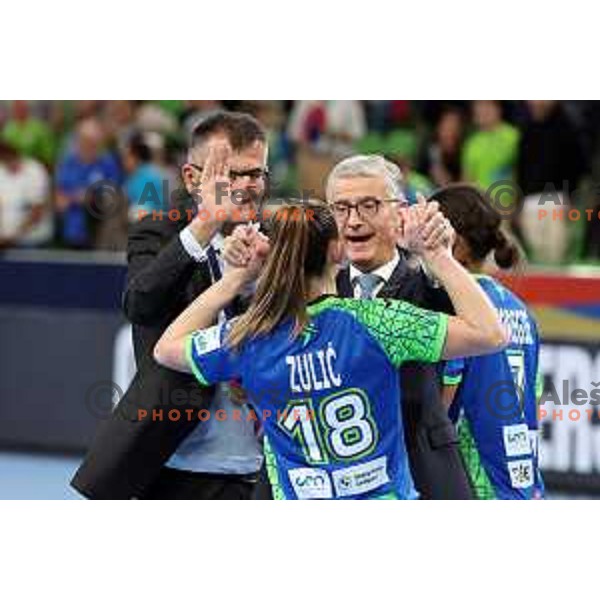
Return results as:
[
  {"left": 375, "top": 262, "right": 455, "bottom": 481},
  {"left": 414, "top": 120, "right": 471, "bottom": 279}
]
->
[{"left": 326, "top": 154, "right": 473, "bottom": 499}]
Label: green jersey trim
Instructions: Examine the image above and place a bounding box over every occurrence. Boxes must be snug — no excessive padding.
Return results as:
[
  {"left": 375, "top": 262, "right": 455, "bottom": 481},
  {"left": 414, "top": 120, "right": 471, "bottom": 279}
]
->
[
  {"left": 535, "top": 369, "right": 544, "bottom": 400},
  {"left": 185, "top": 334, "right": 210, "bottom": 387},
  {"left": 458, "top": 417, "right": 496, "bottom": 500},
  {"left": 374, "top": 491, "right": 399, "bottom": 500},
  {"left": 263, "top": 435, "right": 286, "bottom": 500},
  {"left": 443, "top": 373, "right": 463, "bottom": 386}
]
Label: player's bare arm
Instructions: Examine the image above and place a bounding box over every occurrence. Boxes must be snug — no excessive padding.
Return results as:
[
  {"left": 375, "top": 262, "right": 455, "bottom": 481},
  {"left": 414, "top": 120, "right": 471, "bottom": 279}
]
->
[
  {"left": 404, "top": 203, "right": 508, "bottom": 360},
  {"left": 154, "top": 235, "right": 268, "bottom": 372}
]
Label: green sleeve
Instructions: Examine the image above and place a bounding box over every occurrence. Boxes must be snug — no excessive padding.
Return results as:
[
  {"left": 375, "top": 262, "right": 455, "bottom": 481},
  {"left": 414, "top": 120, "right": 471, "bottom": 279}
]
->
[
  {"left": 336, "top": 298, "right": 448, "bottom": 368},
  {"left": 535, "top": 368, "right": 544, "bottom": 401},
  {"left": 185, "top": 334, "right": 209, "bottom": 386}
]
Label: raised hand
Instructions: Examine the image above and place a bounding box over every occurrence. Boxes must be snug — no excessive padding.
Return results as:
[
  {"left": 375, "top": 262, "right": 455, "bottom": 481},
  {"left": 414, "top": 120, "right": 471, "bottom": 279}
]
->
[
  {"left": 198, "top": 141, "right": 232, "bottom": 220},
  {"left": 223, "top": 224, "right": 254, "bottom": 268},
  {"left": 223, "top": 223, "right": 270, "bottom": 282},
  {"left": 401, "top": 194, "right": 454, "bottom": 258}
]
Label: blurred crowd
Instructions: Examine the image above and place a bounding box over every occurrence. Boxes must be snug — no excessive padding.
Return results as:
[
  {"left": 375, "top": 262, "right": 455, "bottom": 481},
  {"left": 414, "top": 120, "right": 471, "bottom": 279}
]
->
[{"left": 1, "top": 100, "right": 600, "bottom": 263}]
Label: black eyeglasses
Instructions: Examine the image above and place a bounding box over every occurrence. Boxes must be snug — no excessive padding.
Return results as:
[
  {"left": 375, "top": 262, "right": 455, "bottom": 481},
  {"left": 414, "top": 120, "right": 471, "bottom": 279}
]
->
[
  {"left": 189, "top": 164, "right": 269, "bottom": 183},
  {"left": 331, "top": 197, "right": 407, "bottom": 221}
]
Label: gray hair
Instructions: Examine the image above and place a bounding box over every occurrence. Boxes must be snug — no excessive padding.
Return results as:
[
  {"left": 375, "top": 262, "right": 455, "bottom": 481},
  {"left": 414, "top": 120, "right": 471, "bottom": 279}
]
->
[{"left": 325, "top": 154, "right": 405, "bottom": 202}]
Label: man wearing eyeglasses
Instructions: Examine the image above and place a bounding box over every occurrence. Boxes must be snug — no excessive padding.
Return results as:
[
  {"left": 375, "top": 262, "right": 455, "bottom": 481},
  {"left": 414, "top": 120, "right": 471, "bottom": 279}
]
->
[
  {"left": 326, "top": 155, "right": 474, "bottom": 499},
  {"left": 72, "top": 110, "right": 269, "bottom": 499}
]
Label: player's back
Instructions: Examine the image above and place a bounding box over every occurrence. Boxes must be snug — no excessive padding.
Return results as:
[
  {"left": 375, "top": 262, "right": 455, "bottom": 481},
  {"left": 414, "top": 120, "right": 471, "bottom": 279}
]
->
[
  {"left": 242, "top": 296, "right": 418, "bottom": 499},
  {"left": 189, "top": 294, "right": 449, "bottom": 499},
  {"left": 445, "top": 276, "right": 543, "bottom": 499}
]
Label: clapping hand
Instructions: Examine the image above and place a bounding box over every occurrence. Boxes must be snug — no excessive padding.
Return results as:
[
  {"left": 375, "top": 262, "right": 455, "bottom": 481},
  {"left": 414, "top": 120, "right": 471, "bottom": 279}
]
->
[
  {"left": 399, "top": 194, "right": 454, "bottom": 259},
  {"left": 223, "top": 223, "right": 271, "bottom": 282}
]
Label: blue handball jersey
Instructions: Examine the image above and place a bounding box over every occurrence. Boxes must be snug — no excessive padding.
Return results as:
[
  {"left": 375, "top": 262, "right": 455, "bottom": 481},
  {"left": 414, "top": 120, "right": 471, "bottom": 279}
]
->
[
  {"left": 187, "top": 296, "right": 449, "bottom": 500},
  {"left": 444, "top": 276, "right": 544, "bottom": 499}
]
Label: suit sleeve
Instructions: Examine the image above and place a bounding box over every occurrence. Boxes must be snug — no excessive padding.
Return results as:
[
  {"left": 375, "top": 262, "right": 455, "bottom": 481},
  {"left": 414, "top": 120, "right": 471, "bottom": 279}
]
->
[
  {"left": 186, "top": 322, "right": 242, "bottom": 387},
  {"left": 123, "top": 215, "right": 201, "bottom": 325}
]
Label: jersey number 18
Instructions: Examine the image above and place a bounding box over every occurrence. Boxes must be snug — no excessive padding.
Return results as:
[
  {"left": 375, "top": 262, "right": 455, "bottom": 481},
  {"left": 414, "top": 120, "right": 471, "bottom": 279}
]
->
[{"left": 279, "top": 388, "right": 378, "bottom": 464}]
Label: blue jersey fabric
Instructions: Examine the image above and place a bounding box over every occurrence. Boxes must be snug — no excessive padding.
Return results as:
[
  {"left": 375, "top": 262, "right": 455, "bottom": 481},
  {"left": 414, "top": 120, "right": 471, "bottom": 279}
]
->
[
  {"left": 444, "top": 276, "right": 544, "bottom": 499},
  {"left": 187, "top": 296, "right": 449, "bottom": 500}
]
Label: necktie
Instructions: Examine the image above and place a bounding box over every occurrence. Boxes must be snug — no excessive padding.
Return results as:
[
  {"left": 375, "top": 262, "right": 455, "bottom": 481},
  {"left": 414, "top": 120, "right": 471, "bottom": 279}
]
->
[
  {"left": 355, "top": 272, "right": 383, "bottom": 299},
  {"left": 206, "top": 245, "right": 222, "bottom": 280}
]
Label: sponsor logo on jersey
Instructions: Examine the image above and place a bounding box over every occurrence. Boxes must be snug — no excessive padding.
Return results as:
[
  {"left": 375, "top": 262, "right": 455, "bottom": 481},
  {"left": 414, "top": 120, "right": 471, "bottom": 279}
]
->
[
  {"left": 503, "top": 424, "right": 532, "bottom": 457},
  {"left": 507, "top": 458, "right": 534, "bottom": 488},
  {"left": 498, "top": 308, "right": 534, "bottom": 346},
  {"left": 193, "top": 325, "right": 223, "bottom": 355},
  {"left": 289, "top": 467, "right": 333, "bottom": 499},
  {"left": 332, "top": 456, "right": 389, "bottom": 498}
]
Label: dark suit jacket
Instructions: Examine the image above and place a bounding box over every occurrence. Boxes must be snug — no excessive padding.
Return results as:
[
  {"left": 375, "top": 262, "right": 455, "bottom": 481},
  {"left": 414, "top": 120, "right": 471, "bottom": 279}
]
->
[
  {"left": 71, "top": 202, "right": 244, "bottom": 499},
  {"left": 336, "top": 253, "right": 473, "bottom": 499}
]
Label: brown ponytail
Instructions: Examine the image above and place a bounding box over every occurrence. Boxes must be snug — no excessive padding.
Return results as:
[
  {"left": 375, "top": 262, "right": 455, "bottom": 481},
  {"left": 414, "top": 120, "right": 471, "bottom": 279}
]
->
[
  {"left": 431, "top": 183, "right": 522, "bottom": 270},
  {"left": 227, "top": 200, "right": 337, "bottom": 349},
  {"left": 493, "top": 229, "right": 520, "bottom": 269}
]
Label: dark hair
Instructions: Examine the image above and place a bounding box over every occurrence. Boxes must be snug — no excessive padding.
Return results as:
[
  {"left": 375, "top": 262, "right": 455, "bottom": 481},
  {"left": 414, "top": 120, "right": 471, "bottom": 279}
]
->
[
  {"left": 126, "top": 132, "right": 153, "bottom": 163},
  {"left": 190, "top": 110, "right": 266, "bottom": 152},
  {"left": 228, "top": 200, "right": 338, "bottom": 349},
  {"left": 429, "top": 183, "right": 520, "bottom": 269}
]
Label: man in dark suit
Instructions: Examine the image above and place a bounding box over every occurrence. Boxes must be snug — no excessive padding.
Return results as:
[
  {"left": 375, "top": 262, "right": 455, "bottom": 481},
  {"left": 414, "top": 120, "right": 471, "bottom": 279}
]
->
[
  {"left": 325, "top": 154, "right": 473, "bottom": 499},
  {"left": 71, "top": 111, "right": 269, "bottom": 499}
]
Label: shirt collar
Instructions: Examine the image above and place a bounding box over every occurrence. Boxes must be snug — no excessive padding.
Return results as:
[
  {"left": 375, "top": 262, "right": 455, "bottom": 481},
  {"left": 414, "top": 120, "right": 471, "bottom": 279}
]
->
[
  {"left": 211, "top": 231, "right": 225, "bottom": 253},
  {"left": 349, "top": 248, "right": 400, "bottom": 287}
]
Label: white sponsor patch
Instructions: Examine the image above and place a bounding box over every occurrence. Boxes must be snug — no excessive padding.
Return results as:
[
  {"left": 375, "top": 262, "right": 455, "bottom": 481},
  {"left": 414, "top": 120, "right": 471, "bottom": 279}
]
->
[
  {"left": 192, "top": 325, "right": 223, "bottom": 356},
  {"left": 332, "top": 456, "right": 390, "bottom": 498},
  {"left": 507, "top": 459, "right": 534, "bottom": 489},
  {"left": 289, "top": 468, "right": 333, "bottom": 499},
  {"left": 502, "top": 424, "right": 531, "bottom": 457}
]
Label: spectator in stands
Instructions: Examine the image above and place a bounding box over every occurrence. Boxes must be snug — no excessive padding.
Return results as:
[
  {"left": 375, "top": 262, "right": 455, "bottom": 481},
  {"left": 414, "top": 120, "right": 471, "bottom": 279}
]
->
[
  {"left": 181, "top": 100, "right": 223, "bottom": 137},
  {"left": 1, "top": 100, "right": 56, "bottom": 166},
  {"left": 288, "top": 100, "right": 366, "bottom": 155},
  {"left": 515, "top": 100, "right": 587, "bottom": 264},
  {"left": 103, "top": 100, "right": 137, "bottom": 151},
  {"left": 0, "top": 140, "right": 52, "bottom": 248},
  {"left": 248, "top": 100, "right": 295, "bottom": 193},
  {"left": 122, "top": 131, "right": 166, "bottom": 221},
  {"left": 384, "top": 129, "right": 434, "bottom": 203},
  {"left": 421, "top": 107, "right": 465, "bottom": 186},
  {"left": 55, "top": 119, "right": 122, "bottom": 249},
  {"left": 517, "top": 101, "right": 585, "bottom": 197},
  {"left": 135, "top": 102, "right": 179, "bottom": 137},
  {"left": 462, "top": 100, "right": 519, "bottom": 189}
]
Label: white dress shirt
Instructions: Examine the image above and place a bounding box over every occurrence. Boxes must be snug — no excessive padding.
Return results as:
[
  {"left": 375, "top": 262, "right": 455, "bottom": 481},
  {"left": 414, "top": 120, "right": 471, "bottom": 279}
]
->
[
  {"left": 169, "top": 226, "right": 262, "bottom": 475},
  {"left": 349, "top": 249, "right": 400, "bottom": 299},
  {"left": 179, "top": 225, "right": 224, "bottom": 263}
]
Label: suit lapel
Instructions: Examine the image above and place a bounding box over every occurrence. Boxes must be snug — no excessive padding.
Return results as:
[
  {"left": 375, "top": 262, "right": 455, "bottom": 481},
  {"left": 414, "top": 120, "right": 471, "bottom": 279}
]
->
[
  {"left": 336, "top": 267, "right": 353, "bottom": 298},
  {"left": 190, "top": 260, "right": 212, "bottom": 296},
  {"left": 377, "top": 250, "right": 413, "bottom": 299}
]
